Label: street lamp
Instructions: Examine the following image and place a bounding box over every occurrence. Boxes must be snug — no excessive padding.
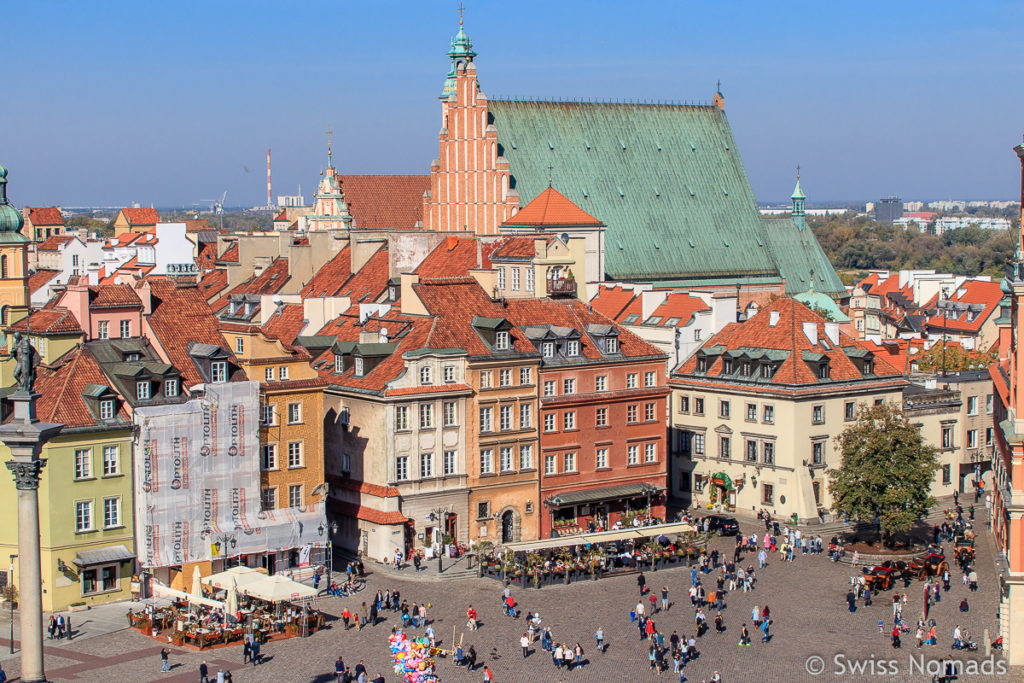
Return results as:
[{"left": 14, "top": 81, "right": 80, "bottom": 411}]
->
[
  {"left": 9, "top": 554, "right": 16, "bottom": 655},
  {"left": 427, "top": 506, "right": 451, "bottom": 573},
  {"left": 320, "top": 520, "right": 339, "bottom": 590}
]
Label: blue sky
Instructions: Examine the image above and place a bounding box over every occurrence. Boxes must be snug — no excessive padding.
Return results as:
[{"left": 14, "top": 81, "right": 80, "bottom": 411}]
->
[{"left": 2, "top": 1, "right": 1022, "bottom": 208}]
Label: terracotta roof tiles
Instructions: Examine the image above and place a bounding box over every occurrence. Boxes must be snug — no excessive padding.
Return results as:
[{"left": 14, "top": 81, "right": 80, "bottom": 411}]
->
[
  {"left": 300, "top": 247, "right": 352, "bottom": 298},
  {"left": 490, "top": 236, "right": 539, "bottom": 260},
  {"left": 415, "top": 237, "right": 496, "bottom": 278},
  {"left": 119, "top": 207, "right": 160, "bottom": 225},
  {"left": 89, "top": 284, "right": 143, "bottom": 309},
  {"left": 33, "top": 346, "right": 130, "bottom": 428},
  {"left": 36, "top": 235, "right": 74, "bottom": 251},
  {"left": 261, "top": 303, "right": 307, "bottom": 346},
  {"left": 25, "top": 207, "right": 65, "bottom": 227},
  {"left": 339, "top": 174, "right": 430, "bottom": 230},
  {"left": 28, "top": 269, "right": 60, "bottom": 295},
  {"left": 9, "top": 306, "right": 82, "bottom": 335},
  {"left": 501, "top": 187, "right": 603, "bottom": 227}
]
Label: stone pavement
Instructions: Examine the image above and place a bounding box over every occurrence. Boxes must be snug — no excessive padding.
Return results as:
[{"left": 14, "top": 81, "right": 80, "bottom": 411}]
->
[{"left": 0, "top": 513, "right": 1016, "bottom": 682}]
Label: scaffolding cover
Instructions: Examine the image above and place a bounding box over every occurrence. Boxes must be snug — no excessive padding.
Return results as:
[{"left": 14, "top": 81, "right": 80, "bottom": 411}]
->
[{"left": 134, "top": 381, "right": 326, "bottom": 568}]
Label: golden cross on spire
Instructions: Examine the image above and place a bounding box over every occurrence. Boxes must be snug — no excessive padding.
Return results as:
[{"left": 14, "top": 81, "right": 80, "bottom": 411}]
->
[
  {"left": 457, "top": 1, "right": 465, "bottom": 25},
  {"left": 796, "top": 164, "right": 800, "bottom": 180},
  {"left": 716, "top": 79, "right": 721, "bottom": 92},
  {"left": 547, "top": 163, "right": 554, "bottom": 188},
  {"left": 325, "top": 126, "right": 333, "bottom": 153}
]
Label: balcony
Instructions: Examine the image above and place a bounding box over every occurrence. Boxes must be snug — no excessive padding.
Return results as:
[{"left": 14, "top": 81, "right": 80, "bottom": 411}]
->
[{"left": 546, "top": 277, "right": 576, "bottom": 297}]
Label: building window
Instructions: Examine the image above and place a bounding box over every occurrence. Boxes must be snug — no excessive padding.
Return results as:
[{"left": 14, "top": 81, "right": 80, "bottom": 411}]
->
[
  {"left": 421, "top": 452, "right": 433, "bottom": 478},
  {"left": 287, "top": 441, "right": 303, "bottom": 468},
  {"left": 566, "top": 340, "right": 580, "bottom": 357},
  {"left": 761, "top": 363, "right": 774, "bottom": 379},
  {"left": 477, "top": 501, "right": 491, "bottom": 519},
  {"left": 333, "top": 354, "right": 344, "bottom": 373},
  {"left": 81, "top": 565, "right": 118, "bottom": 595},
  {"left": 563, "top": 377, "right": 576, "bottom": 394},
  {"left": 511, "top": 267, "right": 520, "bottom": 291},
  {"left": 627, "top": 405, "right": 638, "bottom": 423},
  {"left": 874, "top": 398, "right": 883, "bottom": 406},
  {"left": 645, "top": 402, "right": 656, "bottom": 421},
  {"left": 99, "top": 399, "right": 114, "bottom": 420},
  {"left": 645, "top": 443, "right": 656, "bottom": 463},
  {"left": 941, "top": 426, "right": 954, "bottom": 449},
  {"left": 563, "top": 411, "right": 575, "bottom": 430},
  {"left": 497, "top": 266, "right": 506, "bottom": 290},
  {"left": 164, "top": 378, "right": 178, "bottom": 397},
  {"left": 443, "top": 401, "right": 457, "bottom": 427},
  {"left": 354, "top": 357, "right": 364, "bottom": 377},
  {"left": 97, "top": 320, "right": 109, "bottom": 339},
  {"left": 762, "top": 483, "right": 774, "bottom": 505},
  {"left": 480, "top": 407, "right": 492, "bottom": 432},
  {"left": 812, "top": 441, "right": 824, "bottom": 465},
  {"left": 679, "top": 395, "right": 690, "bottom": 413},
  {"left": 746, "top": 440, "right": 757, "bottom": 462},
  {"left": 719, "top": 400, "right": 730, "bottom": 419},
  {"left": 812, "top": 404, "right": 824, "bottom": 424},
  {"left": 746, "top": 403, "right": 757, "bottom": 421},
  {"left": 595, "top": 375, "right": 607, "bottom": 392},
  {"left": 723, "top": 359, "right": 734, "bottom": 374},
  {"left": 103, "top": 496, "right": 120, "bottom": 528},
  {"left": 694, "top": 398, "right": 704, "bottom": 416},
  {"left": 261, "top": 403, "right": 276, "bottom": 425},
  {"left": 396, "top": 456, "right": 409, "bottom": 481},
  {"left": 693, "top": 433, "right": 705, "bottom": 455},
  {"left": 542, "top": 342, "right": 554, "bottom": 358},
  {"left": 136, "top": 380, "right": 150, "bottom": 400},
  {"left": 276, "top": 365, "right": 288, "bottom": 381},
  {"left": 499, "top": 368, "right": 512, "bottom": 387},
  {"left": 261, "top": 444, "right": 277, "bottom": 470},
  {"left": 596, "top": 407, "right": 607, "bottom": 427},
  {"left": 395, "top": 405, "right": 409, "bottom": 431},
  {"left": 211, "top": 361, "right": 227, "bottom": 383},
  {"left": 526, "top": 267, "right": 535, "bottom": 292},
  {"left": 419, "top": 403, "right": 433, "bottom": 428},
  {"left": 500, "top": 447, "right": 514, "bottom": 472},
  {"left": 967, "top": 396, "right": 977, "bottom": 416},
  {"left": 261, "top": 487, "right": 276, "bottom": 511},
  {"left": 96, "top": 446, "right": 118, "bottom": 478},
  {"left": 288, "top": 485, "right": 302, "bottom": 508},
  {"left": 288, "top": 402, "right": 302, "bottom": 424},
  {"left": 628, "top": 445, "right": 639, "bottom": 465},
  {"left": 518, "top": 444, "right": 533, "bottom": 470},
  {"left": 818, "top": 363, "right": 830, "bottom": 380},
  {"left": 967, "top": 429, "right": 977, "bottom": 449},
  {"left": 75, "top": 449, "right": 92, "bottom": 479},
  {"left": 986, "top": 427, "right": 993, "bottom": 445},
  {"left": 519, "top": 367, "right": 531, "bottom": 385},
  {"left": 845, "top": 401, "right": 855, "bottom": 421},
  {"left": 500, "top": 405, "right": 512, "bottom": 431},
  {"left": 543, "top": 380, "right": 556, "bottom": 397},
  {"left": 696, "top": 357, "right": 707, "bottom": 372},
  {"left": 626, "top": 373, "right": 638, "bottom": 389},
  {"left": 420, "top": 366, "right": 432, "bottom": 385},
  {"left": 544, "top": 413, "right": 556, "bottom": 432},
  {"left": 596, "top": 448, "right": 608, "bottom": 469},
  {"left": 265, "top": 367, "right": 274, "bottom": 381},
  {"left": 235, "top": 337, "right": 244, "bottom": 354},
  {"left": 987, "top": 394, "right": 994, "bottom": 414},
  {"left": 519, "top": 403, "right": 532, "bottom": 428},
  {"left": 563, "top": 452, "right": 577, "bottom": 472},
  {"left": 443, "top": 450, "right": 456, "bottom": 476},
  {"left": 495, "top": 331, "right": 510, "bottom": 351},
  {"left": 942, "top": 464, "right": 951, "bottom": 486},
  {"left": 480, "top": 371, "right": 493, "bottom": 388},
  {"left": 480, "top": 449, "right": 493, "bottom": 474},
  {"left": 605, "top": 337, "right": 618, "bottom": 354},
  {"left": 443, "top": 365, "right": 456, "bottom": 383},
  {"left": 763, "top": 442, "right": 775, "bottom": 465},
  {"left": 545, "top": 453, "right": 557, "bottom": 475},
  {"left": 645, "top": 371, "right": 656, "bottom": 387},
  {"left": 719, "top": 436, "right": 731, "bottom": 459},
  {"left": 75, "top": 500, "right": 93, "bottom": 532}
]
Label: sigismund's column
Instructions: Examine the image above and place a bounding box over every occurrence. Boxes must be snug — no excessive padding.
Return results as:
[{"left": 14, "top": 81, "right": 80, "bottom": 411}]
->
[{"left": 2, "top": 390, "right": 63, "bottom": 683}]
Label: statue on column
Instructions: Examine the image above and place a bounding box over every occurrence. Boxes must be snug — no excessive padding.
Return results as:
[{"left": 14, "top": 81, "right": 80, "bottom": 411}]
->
[{"left": 5, "top": 331, "right": 40, "bottom": 393}]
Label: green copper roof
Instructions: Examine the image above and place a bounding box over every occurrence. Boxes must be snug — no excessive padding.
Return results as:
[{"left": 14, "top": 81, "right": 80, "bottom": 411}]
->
[
  {"left": 794, "top": 287, "right": 851, "bottom": 322},
  {"left": 761, "top": 215, "right": 846, "bottom": 296},
  {"left": 440, "top": 22, "right": 476, "bottom": 100},
  {"left": 0, "top": 163, "right": 25, "bottom": 234},
  {"left": 791, "top": 179, "right": 805, "bottom": 200},
  {"left": 489, "top": 99, "right": 838, "bottom": 285}
]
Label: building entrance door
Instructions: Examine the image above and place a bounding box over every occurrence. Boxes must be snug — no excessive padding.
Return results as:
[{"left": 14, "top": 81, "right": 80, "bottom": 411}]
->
[{"left": 501, "top": 510, "right": 515, "bottom": 543}]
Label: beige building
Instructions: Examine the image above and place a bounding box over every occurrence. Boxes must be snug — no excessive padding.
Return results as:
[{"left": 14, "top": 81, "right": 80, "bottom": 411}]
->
[{"left": 669, "top": 299, "right": 907, "bottom": 522}]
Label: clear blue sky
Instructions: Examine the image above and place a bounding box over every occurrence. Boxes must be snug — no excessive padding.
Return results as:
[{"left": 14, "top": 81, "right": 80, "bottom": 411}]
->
[{"left": 2, "top": 1, "right": 1022, "bottom": 208}]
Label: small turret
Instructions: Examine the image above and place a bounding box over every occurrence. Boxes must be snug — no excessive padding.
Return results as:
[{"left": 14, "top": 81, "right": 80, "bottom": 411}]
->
[
  {"left": 0, "top": 164, "right": 25, "bottom": 235},
  {"left": 440, "top": 7, "right": 477, "bottom": 100}
]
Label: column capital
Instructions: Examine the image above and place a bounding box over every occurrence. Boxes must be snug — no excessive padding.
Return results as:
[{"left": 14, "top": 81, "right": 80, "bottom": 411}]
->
[{"left": 6, "top": 459, "right": 46, "bottom": 490}]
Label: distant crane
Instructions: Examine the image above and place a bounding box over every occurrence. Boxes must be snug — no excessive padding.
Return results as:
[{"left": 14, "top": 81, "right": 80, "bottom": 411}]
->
[{"left": 198, "top": 191, "right": 228, "bottom": 229}]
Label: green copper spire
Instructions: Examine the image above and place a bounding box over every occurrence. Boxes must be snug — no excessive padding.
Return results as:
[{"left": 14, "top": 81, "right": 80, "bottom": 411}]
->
[
  {"left": 440, "top": 5, "right": 477, "bottom": 100},
  {"left": 791, "top": 165, "right": 806, "bottom": 221},
  {"left": 0, "top": 163, "right": 26, "bottom": 235}
]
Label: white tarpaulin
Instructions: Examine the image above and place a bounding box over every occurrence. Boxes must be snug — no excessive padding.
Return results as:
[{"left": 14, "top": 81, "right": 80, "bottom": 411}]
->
[
  {"left": 243, "top": 574, "right": 318, "bottom": 603},
  {"left": 134, "top": 381, "right": 326, "bottom": 568}
]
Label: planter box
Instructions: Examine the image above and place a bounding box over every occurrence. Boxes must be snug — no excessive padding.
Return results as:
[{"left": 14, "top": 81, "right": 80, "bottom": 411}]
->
[{"left": 68, "top": 604, "right": 89, "bottom": 613}]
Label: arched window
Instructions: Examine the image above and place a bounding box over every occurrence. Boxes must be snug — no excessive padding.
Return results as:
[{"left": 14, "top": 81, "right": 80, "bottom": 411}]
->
[
  {"left": 0, "top": 305, "right": 7, "bottom": 326},
  {"left": 0, "top": 254, "right": 7, "bottom": 279}
]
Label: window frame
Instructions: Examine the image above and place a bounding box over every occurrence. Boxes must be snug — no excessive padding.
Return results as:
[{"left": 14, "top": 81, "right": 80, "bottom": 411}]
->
[{"left": 102, "top": 445, "right": 119, "bottom": 476}]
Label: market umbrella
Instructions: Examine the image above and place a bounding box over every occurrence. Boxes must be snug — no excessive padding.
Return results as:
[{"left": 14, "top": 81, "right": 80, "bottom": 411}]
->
[
  {"left": 190, "top": 566, "right": 203, "bottom": 611},
  {"left": 224, "top": 575, "right": 238, "bottom": 626}
]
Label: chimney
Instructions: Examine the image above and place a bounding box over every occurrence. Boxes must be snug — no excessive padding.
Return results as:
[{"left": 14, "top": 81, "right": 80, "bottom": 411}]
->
[
  {"left": 802, "top": 321, "right": 818, "bottom": 345},
  {"left": 86, "top": 262, "right": 102, "bottom": 286}
]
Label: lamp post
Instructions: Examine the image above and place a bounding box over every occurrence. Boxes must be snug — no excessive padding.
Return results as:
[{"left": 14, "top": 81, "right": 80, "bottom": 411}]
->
[
  {"left": 941, "top": 287, "right": 949, "bottom": 378},
  {"left": 8, "top": 554, "right": 15, "bottom": 655},
  {"left": 322, "top": 521, "right": 338, "bottom": 590},
  {"left": 427, "top": 506, "right": 451, "bottom": 573}
]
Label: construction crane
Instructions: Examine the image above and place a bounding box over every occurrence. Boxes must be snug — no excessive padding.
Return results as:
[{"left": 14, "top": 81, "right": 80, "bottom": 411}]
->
[{"left": 197, "top": 191, "right": 228, "bottom": 229}]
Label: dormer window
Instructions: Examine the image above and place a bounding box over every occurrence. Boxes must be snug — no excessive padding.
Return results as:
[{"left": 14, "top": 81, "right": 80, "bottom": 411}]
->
[
  {"left": 125, "top": 352, "right": 141, "bottom": 362},
  {"left": 542, "top": 342, "right": 555, "bottom": 358},
  {"left": 818, "top": 362, "right": 830, "bottom": 380},
  {"left": 723, "top": 359, "right": 734, "bottom": 374},
  {"left": 389, "top": 285, "right": 398, "bottom": 301},
  {"left": 165, "top": 378, "right": 178, "bottom": 397},
  {"left": 420, "top": 366, "right": 432, "bottom": 385},
  {"left": 99, "top": 399, "right": 115, "bottom": 420},
  {"left": 354, "top": 357, "right": 365, "bottom": 377},
  {"left": 740, "top": 362, "right": 751, "bottom": 377},
  {"left": 136, "top": 380, "right": 150, "bottom": 400},
  {"left": 605, "top": 338, "right": 618, "bottom": 354},
  {"left": 696, "top": 356, "right": 708, "bottom": 373},
  {"left": 761, "top": 364, "right": 774, "bottom": 379},
  {"left": 623, "top": 314, "right": 640, "bottom": 325},
  {"left": 495, "top": 331, "right": 510, "bottom": 351},
  {"left": 646, "top": 316, "right": 663, "bottom": 326},
  {"left": 211, "top": 361, "right": 227, "bottom": 383},
  {"left": 334, "top": 354, "right": 343, "bottom": 373},
  {"left": 567, "top": 340, "right": 580, "bottom": 357},
  {"left": 443, "top": 365, "right": 455, "bottom": 383},
  {"left": 863, "top": 359, "right": 874, "bottom": 375}
]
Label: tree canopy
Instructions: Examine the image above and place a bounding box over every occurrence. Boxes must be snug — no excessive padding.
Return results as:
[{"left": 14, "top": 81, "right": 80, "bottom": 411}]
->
[
  {"left": 828, "top": 402, "right": 939, "bottom": 541},
  {"left": 914, "top": 341, "right": 997, "bottom": 373}
]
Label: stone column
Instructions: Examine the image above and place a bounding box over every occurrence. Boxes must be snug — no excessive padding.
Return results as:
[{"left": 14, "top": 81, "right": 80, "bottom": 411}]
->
[{"left": 1, "top": 391, "right": 63, "bottom": 683}]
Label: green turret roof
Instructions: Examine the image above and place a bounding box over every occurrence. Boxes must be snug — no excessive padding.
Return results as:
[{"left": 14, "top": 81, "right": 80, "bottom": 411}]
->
[
  {"left": 440, "top": 20, "right": 476, "bottom": 100},
  {"left": 0, "top": 163, "right": 28, "bottom": 242},
  {"left": 791, "top": 178, "right": 805, "bottom": 200}
]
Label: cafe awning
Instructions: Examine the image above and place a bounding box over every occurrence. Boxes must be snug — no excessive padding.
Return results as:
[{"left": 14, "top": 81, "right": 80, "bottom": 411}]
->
[
  {"left": 202, "top": 566, "right": 267, "bottom": 591},
  {"left": 73, "top": 544, "right": 135, "bottom": 567},
  {"left": 243, "top": 574, "right": 318, "bottom": 603},
  {"left": 498, "top": 521, "right": 696, "bottom": 553},
  {"left": 152, "top": 581, "right": 225, "bottom": 610},
  {"left": 545, "top": 482, "right": 663, "bottom": 508}
]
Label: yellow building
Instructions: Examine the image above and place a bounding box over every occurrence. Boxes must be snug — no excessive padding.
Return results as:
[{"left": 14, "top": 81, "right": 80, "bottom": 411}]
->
[{"left": 0, "top": 164, "right": 31, "bottom": 329}]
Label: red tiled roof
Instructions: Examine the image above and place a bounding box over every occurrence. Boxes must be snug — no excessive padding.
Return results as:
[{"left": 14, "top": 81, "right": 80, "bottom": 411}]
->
[
  {"left": 184, "top": 219, "right": 211, "bottom": 233},
  {"left": 213, "top": 258, "right": 290, "bottom": 311},
  {"left": 274, "top": 210, "right": 289, "bottom": 222},
  {"left": 384, "top": 383, "right": 472, "bottom": 397},
  {"left": 490, "top": 236, "right": 539, "bottom": 260},
  {"left": 329, "top": 499, "right": 408, "bottom": 525},
  {"left": 89, "top": 284, "right": 143, "bottom": 309},
  {"left": 8, "top": 306, "right": 82, "bottom": 335},
  {"left": 218, "top": 243, "right": 239, "bottom": 263},
  {"left": 313, "top": 314, "right": 432, "bottom": 393},
  {"left": 261, "top": 303, "right": 307, "bottom": 346},
  {"left": 922, "top": 280, "right": 1003, "bottom": 334},
  {"left": 36, "top": 235, "right": 74, "bottom": 252},
  {"left": 119, "top": 207, "right": 160, "bottom": 225},
  {"left": 335, "top": 248, "right": 389, "bottom": 306},
  {"left": 300, "top": 247, "right": 352, "bottom": 298},
  {"left": 199, "top": 268, "right": 229, "bottom": 300},
  {"left": 590, "top": 285, "right": 639, "bottom": 322},
  {"left": 415, "top": 237, "right": 496, "bottom": 278},
  {"left": 674, "top": 298, "right": 903, "bottom": 386},
  {"left": 33, "top": 346, "right": 129, "bottom": 428},
  {"left": 28, "top": 269, "right": 60, "bottom": 295},
  {"left": 502, "top": 187, "right": 604, "bottom": 227},
  {"left": 26, "top": 207, "right": 65, "bottom": 227},
  {"left": 339, "top": 174, "right": 430, "bottom": 230},
  {"left": 329, "top": 477, "right": 400, "bottom": 498},
  {"left": 648, "top": 292, "right": 710, "bottom": 327},
  {"left": 196, "top": 241, "right": 218, "bottom": 270}
]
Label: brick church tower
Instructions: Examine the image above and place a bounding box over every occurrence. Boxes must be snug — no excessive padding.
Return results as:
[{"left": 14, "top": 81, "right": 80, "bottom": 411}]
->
[{"left": 423, "top": 14, "right": 519, "bottom": 235}]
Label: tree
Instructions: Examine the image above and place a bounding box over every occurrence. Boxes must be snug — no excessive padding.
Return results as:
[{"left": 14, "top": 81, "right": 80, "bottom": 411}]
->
[
  {"left": 827, "top": 402, "right": 939, "bottom": 543},
  {"left": 914, "top": 341, "right": 996, "bottom": 374}
]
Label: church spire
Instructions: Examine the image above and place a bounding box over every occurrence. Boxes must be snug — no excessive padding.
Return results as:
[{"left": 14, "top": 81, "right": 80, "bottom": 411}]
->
[
  {"left": 791, "top": 165, "right": 806, "bottom": 217},
  {"left": 440, "top": 3, "right": 477, "bottom": 100}
]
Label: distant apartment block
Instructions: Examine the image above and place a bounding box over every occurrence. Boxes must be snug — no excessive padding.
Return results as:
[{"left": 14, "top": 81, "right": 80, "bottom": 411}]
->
[{"left": 873, "top": 197, "right": 903, "bottom": 224}]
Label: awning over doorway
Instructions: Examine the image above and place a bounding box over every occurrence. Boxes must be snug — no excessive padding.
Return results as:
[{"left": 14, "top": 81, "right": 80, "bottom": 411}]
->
[
  {"left": 544, "top": 482, "right": 663, "bottom": 508},
  {"left": 709, "top": 472, "right": 734, "bottom": 491},
  {"left": 73, "top": 544, "right": 135, "bottom": 567}
]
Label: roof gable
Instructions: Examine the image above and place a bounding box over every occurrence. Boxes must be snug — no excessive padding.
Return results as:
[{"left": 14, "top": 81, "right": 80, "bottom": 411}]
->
[
  {"left": 501, "top": 186, "right": 603, "bottom": 227},
  {"left": 119, "top": 207, "right": 160, "bottom": 224}
]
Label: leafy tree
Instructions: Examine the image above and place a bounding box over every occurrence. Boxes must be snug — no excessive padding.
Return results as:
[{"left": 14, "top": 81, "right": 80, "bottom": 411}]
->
[
  {"left": 914, "top": 341, "right": 996, "bottom": 373},
  {"left": 828, "top": 402, "right": 939, "bottom": 543}
]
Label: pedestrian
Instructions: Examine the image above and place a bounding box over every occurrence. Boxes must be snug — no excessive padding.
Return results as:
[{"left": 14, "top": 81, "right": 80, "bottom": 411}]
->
[
  {"left": 553, "top": 643, "right": 563, "bottom": 668},
  {"left": 752, "top": 605, "right": 761, "bottom": 626},
  {"left": 413, "top": 553, "right": 422, "bottom": 571},
  {"left": 0, "top": 664, "right": 6, "bottom": 683},
  {"left": 891, "top": 626, "right": 901, "bottom": 649},
  {"left": 482, "top": 665, "right": 493, "bottom": 682},
  {"left": 915, "top": 626, "right": 924, "bottom": 648},
  {"left": 521, "top": 633, "right": 530, "bottom": 657},
  {"left": 739, "top": 623, "right": 750, "bottom": 646},
  {"left": 243, "top": 639, "right": 251, "bottom": 664},
  {"left": 47, "top": 615, "right": 55, "bottom": 640},
  {"left": 662, "top": 586, "right": 670, "bottom": 612},
  {"left": 760, "top": 619, "right": 771, "bottom": 644},
  {"left": 200, "top": 661, "right": 210, "bottom": 683},
  {"left": 160, "top": 647, "right": 170, "bottom": 672},
  {"left": 251, "top": 639, "right": 261, "bottom": 666},
  {"left": 638, "top": 571, "right": 647, "bottom": 595},
  {"left": 563, "top": 644, "right": 574, "bottom": 670},
  {"left": 594, "top": 627, "right": 605, "bottom": 653},
  {"left": 847, "top": 590, "right": 856, "bottom": 613},
  {"left": 335, "top": 656, "right": 345, "bottom": 683},
  {"left": 342, "top": 607, "right": 351, "bottom": 629},
  {"left": 468, "top": 645, "right": 477, "bottom": 670},
  {"left": 55, "top": 614, "right": 65, "bottom": 639}
]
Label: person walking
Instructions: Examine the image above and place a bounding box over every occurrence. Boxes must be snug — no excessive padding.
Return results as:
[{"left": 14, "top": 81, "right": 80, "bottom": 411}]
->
[
  {"left": 335, "top": 656, "right": 345, "bottom": 683},
  {"left": 638, "top": 571, "right": 647, "bottom": 595},
  {"left": 661, "top": 586, "right": 670, "bottom": 612},
  {"left": 521, "top": 633, "right": 530, "bottom": 658},
  {"left": 200, "top": 661, "right": 210, "bottom": 683},
  {"left": 242, "top": 638, "right": 251, "bottom": 665},
  {"left": 594, "top": 627, "right": 605, "bottom": 653},
  {"left": 553, "top": 643, "right": 563, "bottom": 669},
  {"left": 467, "top": 646, "right": 478, "bottom": 671},
  {"left": 342, "top": 607, "right": 351, "bottom": 629},
  {"left": 739, "top": 623, "right": 750, "bottom": 646},
  {"left": 160, "top": 647, "right": 170, "bottom": 672},
  {"left": 251, "top": 638, "right": 261, "bottom": 666}
]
